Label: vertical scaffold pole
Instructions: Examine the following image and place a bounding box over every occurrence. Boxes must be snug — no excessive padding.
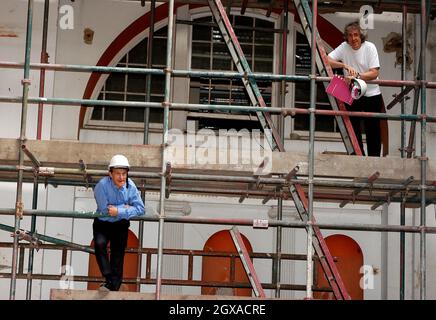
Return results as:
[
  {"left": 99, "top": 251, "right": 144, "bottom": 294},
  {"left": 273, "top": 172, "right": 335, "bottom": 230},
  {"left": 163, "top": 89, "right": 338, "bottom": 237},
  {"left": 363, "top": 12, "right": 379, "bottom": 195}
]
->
[
  {"left": 25, "top": 176, "right": 38, "bottom": 300},
  {"left": 144, "top": 0, "right": 156, "bottom": 144},
  {"left": 156, "top": 0, "right": 175, "bottom": 300},
  {"left": 419, "top": 0, "right": 427, "bottom": 300},
  {"left": 305, "top": 0, "right": 317, "bottom": 299},
  {"left": 399, "top": 3, "right": 407, "bottom": 300},
  {"left": 10, "top": 0, "right": 34, "bottom": 300},
  {"left": 36, "top": 0, "right": 49, "bottom": 140},
  {"left": 273, "top": 0, "right": 289, "bottom": 298}
]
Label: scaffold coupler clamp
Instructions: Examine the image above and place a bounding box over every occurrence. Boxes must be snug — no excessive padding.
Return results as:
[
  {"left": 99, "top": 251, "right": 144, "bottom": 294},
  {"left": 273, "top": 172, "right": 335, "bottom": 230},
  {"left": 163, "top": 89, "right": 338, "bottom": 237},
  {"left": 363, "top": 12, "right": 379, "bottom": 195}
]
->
[
  {"left": 15, "top": 201, "right": 24, "bottom": 219},
  {"left": 13, "top": 229, "right": 42, "bottom": 251}
]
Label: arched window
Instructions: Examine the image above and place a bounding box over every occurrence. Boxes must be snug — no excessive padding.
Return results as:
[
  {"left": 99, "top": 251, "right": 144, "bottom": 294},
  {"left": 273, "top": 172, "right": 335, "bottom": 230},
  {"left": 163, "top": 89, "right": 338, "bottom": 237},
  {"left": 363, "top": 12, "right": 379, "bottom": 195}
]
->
[{"left": 86, "top": 27, "right": 168, "bottom": 129}]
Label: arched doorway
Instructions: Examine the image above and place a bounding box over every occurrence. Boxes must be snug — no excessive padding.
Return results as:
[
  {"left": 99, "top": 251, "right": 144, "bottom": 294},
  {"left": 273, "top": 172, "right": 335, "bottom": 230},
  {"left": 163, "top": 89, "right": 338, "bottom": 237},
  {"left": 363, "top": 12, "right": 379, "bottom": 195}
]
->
[
  {"left": 314, "top": 234, "right": 364, "bottom": 300},
  {"left": 201, "top": 230, "right": 253, "bottom": 297},
  {"left": 87, "top": 229, "right": 140, "bottom": 292}
]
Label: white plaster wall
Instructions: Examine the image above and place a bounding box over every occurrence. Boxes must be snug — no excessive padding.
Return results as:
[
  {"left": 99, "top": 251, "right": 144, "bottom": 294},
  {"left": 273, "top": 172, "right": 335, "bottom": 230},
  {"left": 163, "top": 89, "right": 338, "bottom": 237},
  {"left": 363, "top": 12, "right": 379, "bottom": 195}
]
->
[
  {"left": 0, "top": 0, "right": 58, "bottom": 140},
  {"left": 51, "top": 0, "right": 153, "bottom": 140}
]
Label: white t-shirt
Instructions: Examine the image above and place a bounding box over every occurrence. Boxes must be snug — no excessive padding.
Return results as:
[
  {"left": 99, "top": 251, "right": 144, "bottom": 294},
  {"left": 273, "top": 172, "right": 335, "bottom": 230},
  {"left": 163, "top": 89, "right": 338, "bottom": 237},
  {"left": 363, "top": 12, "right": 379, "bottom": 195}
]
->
[{"left": 328, "top": 41, "right": 381, "bottom": 97}]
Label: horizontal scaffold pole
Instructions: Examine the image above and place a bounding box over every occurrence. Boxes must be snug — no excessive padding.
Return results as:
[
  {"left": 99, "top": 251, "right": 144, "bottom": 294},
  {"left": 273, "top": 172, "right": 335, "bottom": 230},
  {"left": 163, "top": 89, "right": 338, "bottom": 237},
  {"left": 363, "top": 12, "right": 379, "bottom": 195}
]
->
[
  {"left": 0, "top": 209, "right": 436, "bottom": 234},
  {"left": 1, "top": 61, "right": 435, "bottom": 88},
  {"left": 0, "top": 96, "right": 435, "bottom": 122},
  {"left": 0, "top": 223, "right": 93, "bottom": 253},
  {"left": 1, "top": 164, "right": 436, "bottom": 192}
]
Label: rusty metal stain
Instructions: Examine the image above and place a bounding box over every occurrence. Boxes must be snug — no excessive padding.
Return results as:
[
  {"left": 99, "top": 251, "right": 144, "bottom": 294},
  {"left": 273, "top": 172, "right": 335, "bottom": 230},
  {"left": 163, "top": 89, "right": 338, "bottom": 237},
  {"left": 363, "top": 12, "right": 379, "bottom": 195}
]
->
[
  {"left": 0, "top": 26, "right": 18, "bottom": 37},
  {"left": 0, "top": 33, "right": 18, "bottom": 37}
]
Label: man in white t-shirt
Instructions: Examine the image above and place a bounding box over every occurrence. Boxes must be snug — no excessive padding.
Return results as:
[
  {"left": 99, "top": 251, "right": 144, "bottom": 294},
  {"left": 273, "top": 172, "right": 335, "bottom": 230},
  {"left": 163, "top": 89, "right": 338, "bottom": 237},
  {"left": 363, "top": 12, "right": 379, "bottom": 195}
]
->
[{"left": 328, "top": 21, "right": 383, "bottom": 156}]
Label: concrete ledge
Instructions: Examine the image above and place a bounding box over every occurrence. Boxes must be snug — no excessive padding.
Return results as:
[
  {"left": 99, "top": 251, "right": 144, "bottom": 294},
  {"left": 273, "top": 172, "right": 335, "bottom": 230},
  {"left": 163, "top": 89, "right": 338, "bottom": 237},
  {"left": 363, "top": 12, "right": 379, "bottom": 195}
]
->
[
  {"left": 1, "top": 138, "right": 434, "bottom": 181},
  {"left": 50, "top": 289, "right": 273, "bottom": 300}
]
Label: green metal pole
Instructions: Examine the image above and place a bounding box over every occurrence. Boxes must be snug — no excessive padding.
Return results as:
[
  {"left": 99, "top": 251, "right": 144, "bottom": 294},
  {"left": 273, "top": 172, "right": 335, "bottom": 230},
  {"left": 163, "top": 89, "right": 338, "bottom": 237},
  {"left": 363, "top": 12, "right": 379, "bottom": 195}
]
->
[
  {"left": 399, "top": 4, "right": 407, "bottom": 300},
  {"left": 25, "top": 175, "right": 38, "bottom": 300},
  {"left": 0, "top": 164, "right": 435, "bottom": 193},
  {"left": 419, "top": 0, "right": 427, "bottom": 300},
  {"left": 0, "top": 223, "right": 94, "bottom": 254},
  {"left": 156, "top": 0, "right": 175, "bottom": 300},
  {"left": 274, "top": 0, "right": 288, "bottom": 298},
  {"left": 143, "top": 0, "right": 156, "bottom": 144},
  {"left": 10, "top": 0, "right": 34, "bottom": 300},
  {"left": 2, "top": 209, "right": 436, "bottom": 235},
  {"left": 4, "top": 60, "right": 436, "bottom": 86},
  {"left": 305, "top": 0, "right": 317, "bottom": 299},
  {"left": 2, "top": 96, "right": 436, "bottom": 122}
]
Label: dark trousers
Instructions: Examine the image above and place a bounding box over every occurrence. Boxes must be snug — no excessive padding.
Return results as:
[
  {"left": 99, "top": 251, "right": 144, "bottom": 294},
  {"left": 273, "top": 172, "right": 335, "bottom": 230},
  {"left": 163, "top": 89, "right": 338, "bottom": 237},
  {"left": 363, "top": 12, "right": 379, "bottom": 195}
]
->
[
  {"left": 93, "top": 218, "right": 130, "bottom": 291},
  {"left": 346, "top": 94, "right": 383, "bottom": 156}
]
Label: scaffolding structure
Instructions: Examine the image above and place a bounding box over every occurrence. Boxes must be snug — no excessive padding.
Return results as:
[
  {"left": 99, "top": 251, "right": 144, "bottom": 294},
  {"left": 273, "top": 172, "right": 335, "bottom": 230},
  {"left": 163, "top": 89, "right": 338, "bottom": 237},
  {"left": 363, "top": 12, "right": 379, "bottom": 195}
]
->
[{"left": 0, "top": 0, "right": 436, "bottom": 300}]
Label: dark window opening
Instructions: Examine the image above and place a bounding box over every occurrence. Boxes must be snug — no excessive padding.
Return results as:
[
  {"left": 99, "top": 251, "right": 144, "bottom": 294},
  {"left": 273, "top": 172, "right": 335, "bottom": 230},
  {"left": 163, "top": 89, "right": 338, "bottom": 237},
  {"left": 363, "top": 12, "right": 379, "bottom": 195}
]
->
[{"left": 190, "top": 15, "right": 274, "bottom": 132}]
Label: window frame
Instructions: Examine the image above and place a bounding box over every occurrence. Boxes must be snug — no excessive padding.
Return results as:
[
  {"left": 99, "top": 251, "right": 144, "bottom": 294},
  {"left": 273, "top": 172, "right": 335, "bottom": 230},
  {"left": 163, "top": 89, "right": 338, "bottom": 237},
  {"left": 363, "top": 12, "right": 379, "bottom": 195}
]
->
[
  {"left": 187, "top": 8, "right": 281, "bottom": 132},
  {"left": 83, "top": 23, "right": 169, "bottom": 132}
]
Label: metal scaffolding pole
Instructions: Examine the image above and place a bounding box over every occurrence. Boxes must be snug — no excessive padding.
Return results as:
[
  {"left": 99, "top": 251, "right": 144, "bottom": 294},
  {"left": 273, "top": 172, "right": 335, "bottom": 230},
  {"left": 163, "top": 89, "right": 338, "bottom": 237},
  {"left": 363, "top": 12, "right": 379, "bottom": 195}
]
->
[
  {"left": 406, "top": 0, "right": 431, "bottom": 158},
  {"left": 305, "top": 0, "right": 317, "bottom": 299},
  {"left": 10, "top": 0, "right": 34, "bottom": 300},
  {"left": 2, "top": 59, "right": 436, "bottom": 88},
  {"left": 25, "top": 175, "right": 38, "bottom": 300},
  {"left": 1, "top": 162, "right": 436, "bottom": 194},
  {"left": 2, "top": 95, "right": 436, "bottom": 122},
  {"left": 273, "top": 0, "right": 289, "bottom": 298},
  {"left": 144, "top": 0, "right": 156, "bottom": 144},
  {"left": 36, "top": 0, "right": 49, "bottom": 140},
  {"left": 155, "top": 0, "right": 175, "bottom": 300},
  {"left": 401, "top": 4, "right": 408, "bottom": 158},
  {"left": 136, "top": 185, "right": 146, "bottom": 292},
  {"left": 419, "top": 0, "right": 427, "bottom": 300},
  {"left": 0, "top": 223, "right": 94, "bottom": 254},
  {"left": 2, "top": 208, "right": 436, "bottom": 234},
  {"left": 399, "top": 3, "right": 407, "bottom": 300}
]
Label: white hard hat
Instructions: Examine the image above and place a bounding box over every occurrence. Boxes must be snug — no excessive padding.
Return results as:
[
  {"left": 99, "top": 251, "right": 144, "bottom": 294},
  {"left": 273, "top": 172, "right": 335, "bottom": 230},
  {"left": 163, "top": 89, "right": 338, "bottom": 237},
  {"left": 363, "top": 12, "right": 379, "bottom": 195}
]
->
[
  {"left": 351, "top": 78, "right": 367, "bottom": 100},
  {"left": 108, "top": 154, "right": 130, "bottom": 170}
]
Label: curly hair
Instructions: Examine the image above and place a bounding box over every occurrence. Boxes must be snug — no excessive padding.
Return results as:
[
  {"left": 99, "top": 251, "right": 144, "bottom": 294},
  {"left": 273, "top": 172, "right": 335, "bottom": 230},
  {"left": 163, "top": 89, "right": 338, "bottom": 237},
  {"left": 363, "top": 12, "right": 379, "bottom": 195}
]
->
[{"left": 343, "top": 21, "right": 367, "bottom": 43}]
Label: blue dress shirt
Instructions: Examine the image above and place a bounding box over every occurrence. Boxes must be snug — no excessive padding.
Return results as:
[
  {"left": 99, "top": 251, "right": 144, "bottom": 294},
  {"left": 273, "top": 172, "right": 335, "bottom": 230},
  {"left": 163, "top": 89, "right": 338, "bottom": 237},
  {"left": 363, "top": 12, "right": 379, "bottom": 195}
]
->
[{"left": 94, "top": 176, "right": 145, "bottom": 222}]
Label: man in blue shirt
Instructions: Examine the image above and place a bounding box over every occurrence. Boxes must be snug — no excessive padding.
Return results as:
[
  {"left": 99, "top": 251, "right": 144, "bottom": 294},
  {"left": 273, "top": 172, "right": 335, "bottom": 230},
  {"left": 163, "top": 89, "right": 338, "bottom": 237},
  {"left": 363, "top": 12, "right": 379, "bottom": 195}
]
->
[{"left": 93, "top": 154, "right": 145, "bottom": 291}]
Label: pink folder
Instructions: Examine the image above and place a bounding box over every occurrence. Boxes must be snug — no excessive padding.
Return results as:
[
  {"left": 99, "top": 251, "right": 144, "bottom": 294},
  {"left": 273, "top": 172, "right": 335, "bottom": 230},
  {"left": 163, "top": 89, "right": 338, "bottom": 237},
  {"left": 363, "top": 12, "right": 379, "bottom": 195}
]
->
[{"left": 326, "top": 75, "right": 353, "bottom": 105}]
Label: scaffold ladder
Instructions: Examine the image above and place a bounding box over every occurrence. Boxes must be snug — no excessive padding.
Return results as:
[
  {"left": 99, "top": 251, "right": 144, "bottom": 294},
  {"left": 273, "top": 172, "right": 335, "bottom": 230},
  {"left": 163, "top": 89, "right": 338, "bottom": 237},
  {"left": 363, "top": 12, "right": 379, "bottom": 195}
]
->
[
  {"left": 207, "top": 0, "right": 284, "bottom": 152},
  {"left": 293, "top": 0, "right": 362, "bottom": 155},
  {"left": 229, "top": 226, "right": 266, "bottom": 298}
]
